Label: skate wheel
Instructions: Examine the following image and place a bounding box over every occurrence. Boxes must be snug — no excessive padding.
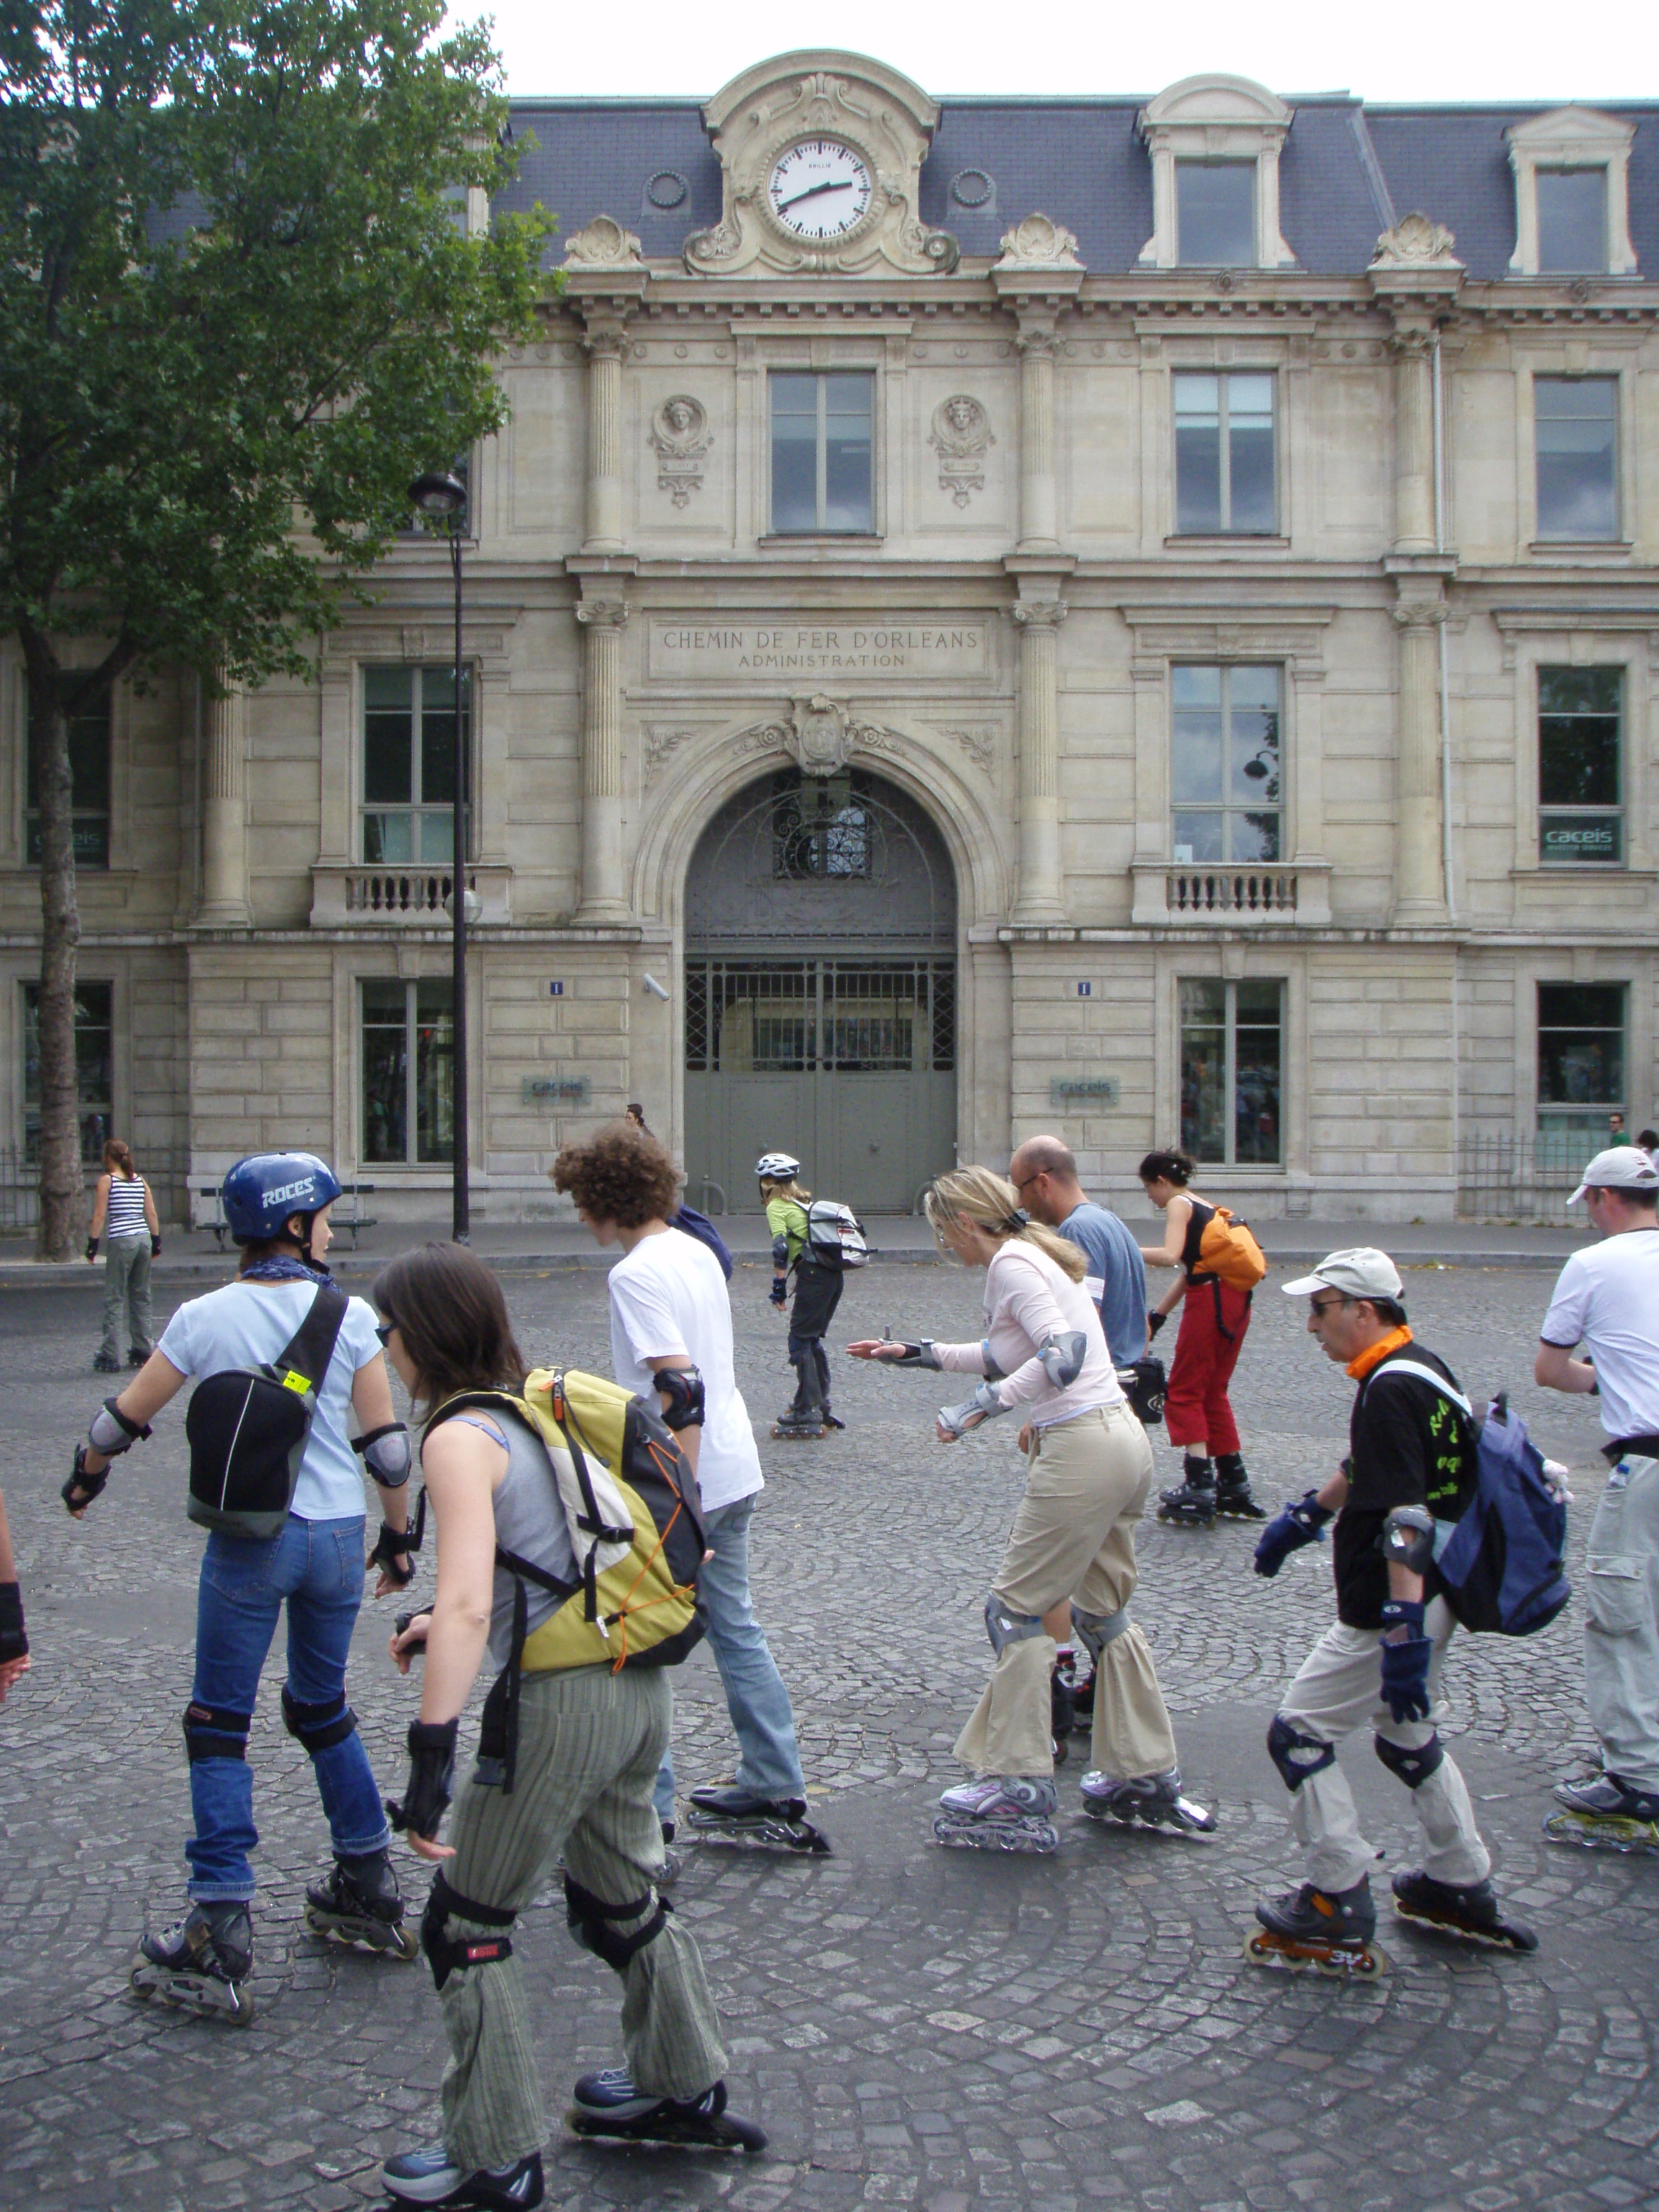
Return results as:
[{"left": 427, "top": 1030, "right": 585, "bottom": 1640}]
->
[
  {"left": 389, "top": 1922, "right": 420, "bottom": 1962},
  {"left": 1244, "top": 1932, "right": 1298, "bottom": 1969},
  {"left": 1350, "top": 1945, "right": 1387, "bottom": 1979}
]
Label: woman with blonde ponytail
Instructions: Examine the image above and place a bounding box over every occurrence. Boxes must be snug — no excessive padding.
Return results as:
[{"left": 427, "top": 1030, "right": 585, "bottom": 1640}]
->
[{"left": 850, "top": 1165, "right": 1213, "bottom": 1853}]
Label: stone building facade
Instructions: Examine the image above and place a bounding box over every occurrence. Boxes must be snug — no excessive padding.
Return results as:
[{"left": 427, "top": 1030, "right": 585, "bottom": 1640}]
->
[{"left": 4, "top": 56, "right": 1658, "bottom": 1221}]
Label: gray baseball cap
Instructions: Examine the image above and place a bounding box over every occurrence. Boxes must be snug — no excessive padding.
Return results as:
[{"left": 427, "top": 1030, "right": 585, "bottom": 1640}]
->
[
  {"left": 1281, "top": 1247, "right": 1405, "bottom": 1301},
  {"left": 1569, "top": 1147, "right": 1659, "bottom": 1203}
]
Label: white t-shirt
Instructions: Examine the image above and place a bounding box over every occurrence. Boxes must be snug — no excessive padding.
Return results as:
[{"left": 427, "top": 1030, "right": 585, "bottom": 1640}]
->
[
  {"left": 158, "top": 1278, "right": 384, "bottom": 1521},
  {"left": 607, "top": 1227, "right": 763, "bottom": 1514},
  {"left": 1539, "top": 1229, "right": 1659, "bottom": 1441}
]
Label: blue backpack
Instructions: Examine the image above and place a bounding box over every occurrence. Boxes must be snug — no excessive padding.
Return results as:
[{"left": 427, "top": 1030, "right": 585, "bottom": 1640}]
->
[{"left": 1375, "top": 1364, "right": 1570, "bottom": 1637}]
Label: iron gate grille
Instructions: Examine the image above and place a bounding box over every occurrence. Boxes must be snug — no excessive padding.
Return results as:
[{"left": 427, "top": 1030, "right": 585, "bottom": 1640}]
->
[{"left": 685, "top": 959, "right": 955, "bottom": 1074}]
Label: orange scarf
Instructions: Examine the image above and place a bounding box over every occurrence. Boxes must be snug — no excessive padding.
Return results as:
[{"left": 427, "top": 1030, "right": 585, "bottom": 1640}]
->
[{"left": 1346, "top": 1323, "right": 1413, "bottom": 1382}]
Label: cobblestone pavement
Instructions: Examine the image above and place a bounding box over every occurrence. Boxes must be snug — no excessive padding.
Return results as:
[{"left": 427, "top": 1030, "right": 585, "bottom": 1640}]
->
[{"left": 1, "top": 1256, "right": 1655, "bottom": 2212}]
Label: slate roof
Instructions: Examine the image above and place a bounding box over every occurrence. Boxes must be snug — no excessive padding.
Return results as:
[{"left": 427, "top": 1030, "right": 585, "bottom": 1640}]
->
[{"left": 495, "top": 91, "right": 1659, "bottom": 282}]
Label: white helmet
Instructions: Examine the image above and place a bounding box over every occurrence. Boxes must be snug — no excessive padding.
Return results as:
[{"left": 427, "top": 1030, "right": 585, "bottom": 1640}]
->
[{"left": 755, "top": 1151, "right": 801, "bottom": 1182}]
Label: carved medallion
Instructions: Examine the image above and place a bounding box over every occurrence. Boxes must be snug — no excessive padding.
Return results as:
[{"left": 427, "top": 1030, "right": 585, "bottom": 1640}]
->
[
  {"left": 562, "top": 215, "right": 644, "bottom": 269},
  {"left": 928, "top": 395, "right": 994, "bottom": 508},
  {"left": 1370, "top": 212, "right": 1462, "bottom": 270},
  {"left": 647, "top": 395, "right": 713, "bottom": 509}
]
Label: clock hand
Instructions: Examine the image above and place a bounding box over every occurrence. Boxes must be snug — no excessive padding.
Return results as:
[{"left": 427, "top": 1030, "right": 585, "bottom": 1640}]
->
[{"left": 776, "top": 178, "right": 855, "bottom": 212}]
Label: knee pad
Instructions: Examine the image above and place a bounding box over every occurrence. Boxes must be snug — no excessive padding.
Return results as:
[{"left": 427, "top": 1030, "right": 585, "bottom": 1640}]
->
[
  {"left": 563, "top": 1874, "right": 671, "bottom": 1974},
  {"left": 1071, "top": 1604, "right": 1132, "bottom": 1672},
  {"left": 420, "top": 1871, "right": 516, "bottom": 1992},
  {"left": 281, "top": 1686, "right": 358, "bottom": 1755},
  {"left": 182, "top": 1701, "right": 252, "bottom": 1763},
  {"left": 1267, "top": 1712, "right": 1337, "bottom": 1791},
  {"left": 1374, "top": 1730, "right": 1444, "bottom": 1789},
  {"left": 984, "top": 1592, "right": 1048, "bottom": 1659}
]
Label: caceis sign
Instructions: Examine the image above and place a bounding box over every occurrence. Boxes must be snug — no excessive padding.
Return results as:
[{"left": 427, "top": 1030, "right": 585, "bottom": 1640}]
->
[
  {"left": 647, "top": 618, "right": 992, "bottom": 683},
  {"left": 1541, "top": 814, "right": 1622, "bottom": 865}
]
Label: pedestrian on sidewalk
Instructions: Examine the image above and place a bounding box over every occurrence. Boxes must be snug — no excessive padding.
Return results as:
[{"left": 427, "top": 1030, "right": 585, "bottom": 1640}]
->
[
  {"left": 1249, "top": 1247, "right": 1534, "bottom": 1966},
  {"left": 757, "top": 1151, "right": 844, "bottom": 1439},
  {"left": 554, "top": 1125, "right": 827, "bottom": 1858},
  {"left": 1138, "top": 1148, "right": 1264, "bottom": 1524},
  {"left": 1535, "top": 1146, "right": 1659, "bottom": 1845},
  {"left": 850, "top": 1166, "right": 1213, "bottom": 1854},
  {"left": 86, "top": 1138, "right": 159, "bottom": 1372},
  {"left": 0, "top": 1481, "right": 29, "bottom": 1707}
]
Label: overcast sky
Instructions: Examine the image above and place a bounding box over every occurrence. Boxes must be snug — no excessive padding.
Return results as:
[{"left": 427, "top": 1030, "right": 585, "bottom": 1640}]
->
[{"left": 470, "top": 0, "right": 1655, "bottom": 104}]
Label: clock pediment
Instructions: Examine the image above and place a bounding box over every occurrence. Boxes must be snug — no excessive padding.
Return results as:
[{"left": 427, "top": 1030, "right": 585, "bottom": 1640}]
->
[{"left": 685, "top": 48, "right": 958, "bottom": 278}]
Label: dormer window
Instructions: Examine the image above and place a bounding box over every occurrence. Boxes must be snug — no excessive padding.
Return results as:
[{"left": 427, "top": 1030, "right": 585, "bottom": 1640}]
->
[
  {"left": 1507, "top": 107, "right": 1637, "bottom": 278},
  {"left": 1138, "top": 74, "right": 1296, "bottom": 271}
]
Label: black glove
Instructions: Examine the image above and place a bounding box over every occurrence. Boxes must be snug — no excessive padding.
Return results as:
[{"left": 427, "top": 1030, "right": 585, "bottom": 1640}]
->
[
  {"left": 386, "top": 1717, "right": 458, "bottom": 1840},
  {"left": 1253, "top": 1489, "right": 1333, "bottom": 1578},
  {"left": 0, "top": 1583, "right": 27, "bottom": 1663},
  {"left": 368, "top": 1521, "right": 418, "bottom": 1587},
  {"left": 394, "top": 1610, "right": 429, "bottom": 1654},
  {"left": 1379, "top": 1599, "right": 1433, "bottom": 1724},
  {"left": 150, "top": 1235, "right": 161, "bottom": 1258},
  {"left": 1147, "top": 1310, "right": 1166, "bottom": 1339},
  {"left": 85, "top": 1238, "right": 98, "bottom": 1262},
  {"left": 63, "top": 1444, "right": 109, "bottom": 1513},
  {"left": 769, "top": 1277, "right": 788, "bottom": 1308}
]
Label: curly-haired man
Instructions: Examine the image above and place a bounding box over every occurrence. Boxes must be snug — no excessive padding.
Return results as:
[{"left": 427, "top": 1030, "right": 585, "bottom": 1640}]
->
[{"left": 552, "top": 1127, "right": 826, "bottom": 1857}]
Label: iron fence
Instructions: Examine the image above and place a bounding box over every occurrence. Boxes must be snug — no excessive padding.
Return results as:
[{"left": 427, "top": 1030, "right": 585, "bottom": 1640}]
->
[
  {"left": 0, "top": 1146, "right": 192, "bottom": 1238},
  {"left": 1457, "top": 1131, "right": 1598, "bottom": 1223}
]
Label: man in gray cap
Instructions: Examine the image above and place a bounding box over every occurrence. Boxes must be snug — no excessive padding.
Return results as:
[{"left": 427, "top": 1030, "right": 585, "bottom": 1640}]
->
[
  {"left": 1246, "top": 1248, "right": 1535, "bottom": 1967},
  {"left": 1536, "top": 1146, "right": 1659, "bottom": 1845}
]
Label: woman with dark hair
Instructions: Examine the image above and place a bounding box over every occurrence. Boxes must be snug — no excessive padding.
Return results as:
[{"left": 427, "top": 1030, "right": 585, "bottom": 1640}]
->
[
  {"left": 1138, "top": 1148, "right": 1263, "bottom": 1527},
  {"left": 374, "top": 1241, "right": 763, "bottom": 2211},
  {"left": 86, "top": 1137, "right": 159, "bottom": 1372}
]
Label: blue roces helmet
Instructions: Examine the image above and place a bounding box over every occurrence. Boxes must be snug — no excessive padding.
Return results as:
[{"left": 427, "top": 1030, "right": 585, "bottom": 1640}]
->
[{"left": 221, "top": 1152, "right": 343, "bottom": 1244}]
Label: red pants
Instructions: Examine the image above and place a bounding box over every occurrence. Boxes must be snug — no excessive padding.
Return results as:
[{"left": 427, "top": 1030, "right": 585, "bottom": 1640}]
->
[{"left": 1164, "top": 1279, "right": 1251, "bottom": 1455}]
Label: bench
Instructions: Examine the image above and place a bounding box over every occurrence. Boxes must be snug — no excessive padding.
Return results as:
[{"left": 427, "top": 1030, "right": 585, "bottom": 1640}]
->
[{"left": 197, "top": 1182, "right": 378, "bottom": 1250}]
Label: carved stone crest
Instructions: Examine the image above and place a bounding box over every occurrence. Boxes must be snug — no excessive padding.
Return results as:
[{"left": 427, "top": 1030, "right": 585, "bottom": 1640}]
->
[
  {"left": 562, "top": 215, "right": 644, "bottom": 270},
  {"left": 929, "top": 395, "right": 994, "bottom": 508},
  {"left": 784, "top": 694, "right": 896, "bottom": 776},
  {"left": 994, "top": 214, "right": 1083, "bottom": 271},
  {"left": 647, "top": 395, "right": 712, "bottom": 508},
  {"left": 1370, "top": 213, "right": 1462, "bottom": 269}
]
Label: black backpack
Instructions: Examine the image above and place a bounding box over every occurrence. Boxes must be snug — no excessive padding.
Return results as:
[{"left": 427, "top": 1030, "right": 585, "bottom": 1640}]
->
[{"left": 184, "top": 1285, "right": 350, "bottom": 1539}]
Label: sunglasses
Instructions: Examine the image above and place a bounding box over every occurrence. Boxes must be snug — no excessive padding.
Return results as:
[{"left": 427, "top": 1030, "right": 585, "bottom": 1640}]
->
[{"left": 1308, "top": 1295, "right": 1350, "bottom": 1316}]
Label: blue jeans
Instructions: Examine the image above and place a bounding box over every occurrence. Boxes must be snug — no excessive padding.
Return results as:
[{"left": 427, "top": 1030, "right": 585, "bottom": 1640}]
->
[
  {"left": 655, "top": 1492, "right": 804, "bottom": 1824},
  {"left": 186, "top": 1513, "right": 390, "bottom": 1902}
]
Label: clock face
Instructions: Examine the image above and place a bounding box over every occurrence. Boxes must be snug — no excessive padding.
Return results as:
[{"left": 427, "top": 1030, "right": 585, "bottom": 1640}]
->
[{"left": 767, "top": 140, "right": 874, "bottom": 239}]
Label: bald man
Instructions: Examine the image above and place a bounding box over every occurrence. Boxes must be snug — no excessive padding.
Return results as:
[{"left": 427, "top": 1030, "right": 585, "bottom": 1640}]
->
[{"left": 1010, "top": 1137, "right": 1148, "bottom": 1370}]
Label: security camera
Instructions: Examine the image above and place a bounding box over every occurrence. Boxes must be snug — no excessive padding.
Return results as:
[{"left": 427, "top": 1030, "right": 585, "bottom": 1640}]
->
[{"left": 642, "top": 974, "right": 670, "bottom": 1001}]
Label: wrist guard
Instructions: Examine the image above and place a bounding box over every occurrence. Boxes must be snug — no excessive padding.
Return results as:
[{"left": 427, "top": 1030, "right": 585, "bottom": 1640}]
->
[
  {"left": 1147, "top": 1310, "right": 1166, "bottom": 1339},
  {"left": 394, "top": 1610, "right": 430, "bottom": 1652},
  {"left": 386, "top": 1717, "right": 458, "bottom": 1839},
  {"left": 88, "top": 1398, "right": 150, "bottom": 1457},
  {"left": 85, "top": 1237, "right": 98, "bottom": 1262},
  {"left": 938, "top": 1377, "right": 1007, "bottom": 1439},
  {"left": 369, "top": 1521, "right": 418, "bottom": 1586},
  {"left": 354, "top": 1421, "right": 412, "bottom": 1488},
  {"left": 1379, "top": 1599, "right": 1432, "bottom": 1724},
  {"left": 0, "top": 1582, "right": 26, "bottom": 1663},
  {"left": 150, "top": 1236, "right": 161, "bottom": 1258},
  {"left": 655, "top": 1366, "right": 706, "bottom": 1431},
  {"left": 769, "top": 1277, "right": 788, "bottom": 1308},
  {"left": 881, "top": 1339, "right": 942, "bottom": 1369},
  {"left": 63, "top": 1443, "right": 109, "bottom": 1511}
]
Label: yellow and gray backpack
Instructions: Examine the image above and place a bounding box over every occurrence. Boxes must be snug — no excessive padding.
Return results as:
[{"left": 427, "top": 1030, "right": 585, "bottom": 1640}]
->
[{"left": 423, "top": 1367, "right": 706, "bottom": 1790}]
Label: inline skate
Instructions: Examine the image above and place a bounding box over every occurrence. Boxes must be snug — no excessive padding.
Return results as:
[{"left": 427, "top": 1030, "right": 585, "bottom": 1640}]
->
[
  {"left": 130, "top": 1900, "right": 255, "bottom": 2024},
  {"left": 567, "top": 2070, "right": 767, "bottom": 2152},
  {"left": 1544, "top": 1771, "right": 1659, "bottom": 1855},
  {"left": 1390, "top": 1869, "right": 1537, "bottom": 1950},
  {"left": 1245, "top": 1876, "right": 1387, "bottom": 1977},
  {"left": 932, "top": 1774, "right": 1060, "bottom": 1854},
  {"left": 685, "top": 1783, "right": 832, "bottom": 1855},
  {"left": 1079, "top": 1768, "right": 1215, "bottom": 1834},
  {"left": 1156, "top": 1456, "right": 1217, "bottom": 1527},
  {"left": 304, "top": 1847, "right": 418, "bottom": 1959}
]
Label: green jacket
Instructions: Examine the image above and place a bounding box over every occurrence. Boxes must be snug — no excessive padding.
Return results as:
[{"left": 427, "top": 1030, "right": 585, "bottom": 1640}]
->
[{"left": 766, "top": 1195, "right": 809, "bottom": 1269}]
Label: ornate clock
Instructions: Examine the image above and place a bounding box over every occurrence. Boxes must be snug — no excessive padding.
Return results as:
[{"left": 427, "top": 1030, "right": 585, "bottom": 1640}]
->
[{"left": 766, "top": 140, "right": 875, "bottom": 239}]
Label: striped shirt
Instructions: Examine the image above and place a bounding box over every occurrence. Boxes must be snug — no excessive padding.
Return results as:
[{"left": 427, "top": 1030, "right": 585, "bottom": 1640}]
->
[{"left": 104, "top": 1174, "right": 148, "bottom": 1240}]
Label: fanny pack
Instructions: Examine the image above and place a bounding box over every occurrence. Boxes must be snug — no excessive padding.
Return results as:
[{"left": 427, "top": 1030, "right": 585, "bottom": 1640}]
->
[{"left": 184, "top": 1285, "right": 349, "bottom": 1539}]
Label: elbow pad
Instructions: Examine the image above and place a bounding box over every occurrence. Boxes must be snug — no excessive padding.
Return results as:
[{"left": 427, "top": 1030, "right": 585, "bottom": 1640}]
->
[
  {"left": 88, "top": 1398, "right": 150, "bottom": 1457},
  {"left": 1382, "top": 1504, "right": 1437, "bottom": 1576},
  {"left": 655, "top": 1366, "right": 706, "bottom": 1431},
  {"left": 354, "top": 1421, "right": 412, "bottom": 1488},
  {"left": 770, "top": 1233, "right": 790, "bottom": 1269},
  {"left": 884, "top": 1341, "right": 943, "bottom": 1370},
  {"left": 1038, "top": 1331, "right": 1089, "bottom": 1390},
  {"left": 938, "top": 1377, "right": 1008, "bottom": 1440}
]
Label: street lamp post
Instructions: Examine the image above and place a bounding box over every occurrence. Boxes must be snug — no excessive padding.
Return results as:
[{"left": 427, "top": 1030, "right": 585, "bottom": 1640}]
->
[{"left": 408, "top": 470, "right": 471, "bottom": 1243}]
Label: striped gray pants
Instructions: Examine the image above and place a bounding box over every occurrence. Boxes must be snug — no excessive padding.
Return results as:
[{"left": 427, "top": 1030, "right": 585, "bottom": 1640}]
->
[{"left": 430, "top": 1665, "right": 727, "bottom": 2170}]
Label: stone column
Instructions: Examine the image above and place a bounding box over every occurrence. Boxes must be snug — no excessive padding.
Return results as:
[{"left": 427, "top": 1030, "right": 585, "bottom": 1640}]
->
[
  {"left": 1389, "top": 323, "right": 1437, "bottom": 554},
  {"left": 196, "top": 680, "right": 251, "bottom": 925},
  {"left": 582, "top": 323, "right": 628, "bottom": 554},
  {"left": 1391, "top": 596, "right": 1448, "bottom": 917},
  {"left": 1015, "top": 320, "right": 1059, "bottom": 553},
  {"left": 1012, "top": 598, "right": 1067, "bottom": 922},
  {"left": 574, "top": 599, "right": 629, "bottom": 921}
]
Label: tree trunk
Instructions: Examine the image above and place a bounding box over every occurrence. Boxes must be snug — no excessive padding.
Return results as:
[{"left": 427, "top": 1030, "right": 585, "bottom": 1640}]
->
[{"left": 22, "top": 637, "right": 82, "bottom": 1260}]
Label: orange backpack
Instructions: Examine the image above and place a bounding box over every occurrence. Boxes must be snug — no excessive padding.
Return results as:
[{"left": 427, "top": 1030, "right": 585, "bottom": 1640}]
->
[{"left": 1192, "top": 1206, "right": 1267, "bottom": 1291}]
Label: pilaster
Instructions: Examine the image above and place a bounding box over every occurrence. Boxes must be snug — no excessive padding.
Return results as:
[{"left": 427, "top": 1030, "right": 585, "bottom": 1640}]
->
[
  {"left": 1010, "top": 586, "right": 1070, "bottom": 923},
  {"left": 574, "top": 596, "right": 631, "bottom": 922},
  {"left": 1390, "top": 585, "right": 1449, "bottom": 920},
  {"left": 195, "top": 680, "right": 251, "bottom": 926}
]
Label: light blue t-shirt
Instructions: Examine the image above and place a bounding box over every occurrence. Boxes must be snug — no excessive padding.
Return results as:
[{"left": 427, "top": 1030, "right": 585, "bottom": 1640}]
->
[
  {"left": 1057, "top": 1201, "right": 1148, "bottom": 1370},
  {"left": 158, "top": 1278, "right": 384, "bottom": 1522}
]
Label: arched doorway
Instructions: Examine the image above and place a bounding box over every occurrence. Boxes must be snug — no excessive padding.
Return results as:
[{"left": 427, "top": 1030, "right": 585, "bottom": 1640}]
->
[{"left": 683, "top": 768, "right": 958, "bottom": 1213}]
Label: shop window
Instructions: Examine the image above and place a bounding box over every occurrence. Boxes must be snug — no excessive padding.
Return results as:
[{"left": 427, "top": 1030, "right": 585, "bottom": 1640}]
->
[
  {"left": 1179, "top": 977, "right": 1282, "bottom": 1166},
  {"left": 1537, "top": 170, "right": 1608, "bottom": 274},
  {"left": 1174, "top": 372, "right": 1275, "bottom": 533},
  {"left": 1537, "top": 982, "right": 1624, "bottom": 1141},
  {"left": 21, "top": 981, "right": 113, "bottom": 1162},
  {"left": 770, "top": 372, "right": 874, "bottom": 534},
  {"left": 1176, "top": 162, "right": 1254, "bottom": 265},
  {"left": 1539, "top": 666, "right": 1622, "bottom": 866},
  {"left": 361, "top": 979, "right": 454, "bottom": 1164},
  {"left": 24, "top": 691, "right": 111, "bottom": 868},
  {"left": 1172, "top": 664, "right": 1281, "bottom": 864},
  {"left": 361, "top": 665, "right": 470, "bottom": 866},
  {"left": 1535, "top": 377, "right": 1618, "bottom": 539}
]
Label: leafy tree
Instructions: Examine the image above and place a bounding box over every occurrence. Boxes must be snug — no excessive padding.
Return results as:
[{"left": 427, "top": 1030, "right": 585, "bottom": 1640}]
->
[{"left": 1, "top": 0, "right": 551, "bottom": 1255}]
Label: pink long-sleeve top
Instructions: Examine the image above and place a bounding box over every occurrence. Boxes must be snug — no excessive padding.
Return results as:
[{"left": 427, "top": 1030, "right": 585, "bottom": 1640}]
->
[{"left": 935, "top": 1238, "right": 1125, "bottom": 1429}]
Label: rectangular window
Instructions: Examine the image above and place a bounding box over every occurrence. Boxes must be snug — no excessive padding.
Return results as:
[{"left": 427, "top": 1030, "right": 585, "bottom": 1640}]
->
[
  {"left": 1539, "top": 666, "right": 1622, "bottom": 866},
  {"left": 24, "top": 691, "right": 111, "bottom": 868},
  {"left": 361, "top": 665, "right": 470, "bottom": 866},
  {"left": 1537, "top": 983, "right": 1624, "bottom": 1138},
  {"left": 1179, "top": 977, "right": 1282, "bottom": 1166},
  {"left": 361, "top": 979, "right": 454, "bottom": 1164},
  {"left": 1535, "top": 376, "right": 1617, "bottom": 539},
  {"left": 1171, "top": 664, "right": 1281, "bottom": 864},
  {"left": 1176, "top": 162, "right": 1255, "bottom": 266},
  {"left": 1174, "top": 372, "right": 1274, "bottom": 534},
  {"left": 770, "top": 372, "right": 874, "bottom": 534},
  {"left": 1537, "top": 168, "right": 1607, "bottom": 274},
  {"left": 21, "top": 981, "right": 113, "bottom": 1162}
]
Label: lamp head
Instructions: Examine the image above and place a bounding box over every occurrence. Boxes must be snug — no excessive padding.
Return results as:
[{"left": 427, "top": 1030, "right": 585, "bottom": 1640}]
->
[{"left": 408, "top": 470, "right": 467, "bottom": 518}]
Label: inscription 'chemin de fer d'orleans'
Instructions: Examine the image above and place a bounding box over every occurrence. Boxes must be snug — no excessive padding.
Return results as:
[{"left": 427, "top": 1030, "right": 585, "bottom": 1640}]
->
[{"left": 649, "top": 620, "right": 990, "bottom": 680}]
